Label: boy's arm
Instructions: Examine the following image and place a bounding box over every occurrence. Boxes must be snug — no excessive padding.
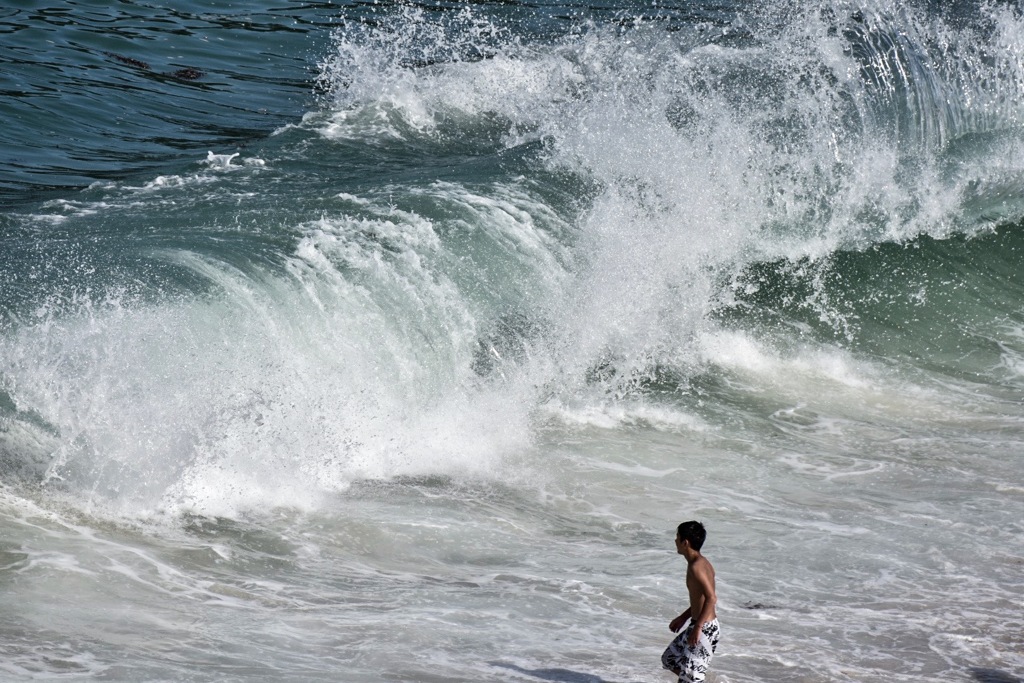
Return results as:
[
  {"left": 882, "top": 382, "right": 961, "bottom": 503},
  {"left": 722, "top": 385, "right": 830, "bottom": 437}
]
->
[
  {"left": 669, "top": 607, "right": 691, "bottom": 632},
  {"left": 687, "top": 563, "right": 717, "bottom": 646}
]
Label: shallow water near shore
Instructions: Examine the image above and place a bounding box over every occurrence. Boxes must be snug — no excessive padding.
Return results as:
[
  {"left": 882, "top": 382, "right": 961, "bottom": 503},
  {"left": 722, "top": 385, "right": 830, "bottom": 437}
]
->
[{"left": 2, "top": 1, "right": 1023, "bottom": 681}]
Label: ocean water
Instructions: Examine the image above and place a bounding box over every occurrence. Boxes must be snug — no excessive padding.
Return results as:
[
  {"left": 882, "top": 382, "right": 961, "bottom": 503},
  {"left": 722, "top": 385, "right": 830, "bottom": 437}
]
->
[{"left": 2, "top": 0, "right": 1023, "bottom": 681}]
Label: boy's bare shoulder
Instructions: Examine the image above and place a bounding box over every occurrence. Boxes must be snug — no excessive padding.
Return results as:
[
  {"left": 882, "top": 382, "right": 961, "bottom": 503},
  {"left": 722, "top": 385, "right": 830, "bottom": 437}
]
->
[{"left": 691, "top": 554, "right": 716, "bottom": 579}]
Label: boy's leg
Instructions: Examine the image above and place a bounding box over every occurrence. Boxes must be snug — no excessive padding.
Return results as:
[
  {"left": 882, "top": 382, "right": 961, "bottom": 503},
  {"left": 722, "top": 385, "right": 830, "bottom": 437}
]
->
[{"left": 661, "top": 627, "right": 687, "bottom": 675}]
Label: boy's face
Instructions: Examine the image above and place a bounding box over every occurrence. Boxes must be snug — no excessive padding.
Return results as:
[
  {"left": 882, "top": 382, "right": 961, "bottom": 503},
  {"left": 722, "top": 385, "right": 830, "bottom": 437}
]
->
[{"left": 675, "top": 534, "right": 687, "bottom": 554}]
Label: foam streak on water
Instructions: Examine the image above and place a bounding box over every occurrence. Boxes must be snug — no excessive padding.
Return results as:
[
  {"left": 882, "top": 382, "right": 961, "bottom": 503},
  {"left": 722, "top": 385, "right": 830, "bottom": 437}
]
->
[{"left": 1, "top": 1, "right": 1023, "bottom": 681}]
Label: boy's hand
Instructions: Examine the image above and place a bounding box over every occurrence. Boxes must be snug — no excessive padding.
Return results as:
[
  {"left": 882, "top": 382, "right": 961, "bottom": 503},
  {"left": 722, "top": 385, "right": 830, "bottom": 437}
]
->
[
  {"left": 669, "top": 614, "right": 687, "bottom": 633},
  {"left": 687, "top": 623, "right": 701, "bottom": 647}
]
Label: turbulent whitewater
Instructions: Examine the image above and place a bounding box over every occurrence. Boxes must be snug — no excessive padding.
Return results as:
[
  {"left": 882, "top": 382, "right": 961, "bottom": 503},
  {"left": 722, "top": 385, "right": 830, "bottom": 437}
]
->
[{"left": 1, "top": 1, "right": 1022, "bottom": 680}]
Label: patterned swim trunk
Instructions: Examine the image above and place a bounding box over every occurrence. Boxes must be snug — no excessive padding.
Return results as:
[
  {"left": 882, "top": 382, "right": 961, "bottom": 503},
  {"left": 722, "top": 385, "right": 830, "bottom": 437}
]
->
[{"left": 661, "top": 618, "right": 720, "bottom": 683}]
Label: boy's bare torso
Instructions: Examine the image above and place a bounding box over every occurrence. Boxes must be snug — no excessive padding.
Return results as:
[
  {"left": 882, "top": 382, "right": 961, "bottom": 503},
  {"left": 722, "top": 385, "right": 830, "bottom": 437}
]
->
[{"left": 686, "top": 556, "right": 716, "bottom": 622}]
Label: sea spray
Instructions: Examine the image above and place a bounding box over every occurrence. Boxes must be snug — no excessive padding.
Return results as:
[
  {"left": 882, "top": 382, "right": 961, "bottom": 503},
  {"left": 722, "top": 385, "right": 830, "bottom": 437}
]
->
[
  {"left": 5, "top": 0, "right": 1024, "bottom": 518},
  {"left": 2, "top": 0, "right": 1024, "bottom": 511},
  {"left": 313, "top": 1, "right": 1024, "bottom": 405}
]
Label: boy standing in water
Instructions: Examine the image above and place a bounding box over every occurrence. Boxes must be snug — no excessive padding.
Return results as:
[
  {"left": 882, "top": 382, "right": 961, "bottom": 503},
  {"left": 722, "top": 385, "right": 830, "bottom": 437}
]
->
[{"left": 662, "top": 521, "right": 720, "bottom": 683}]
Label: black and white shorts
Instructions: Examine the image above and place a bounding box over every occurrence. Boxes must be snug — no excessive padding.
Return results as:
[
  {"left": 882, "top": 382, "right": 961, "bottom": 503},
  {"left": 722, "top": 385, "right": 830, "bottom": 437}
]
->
[{"left": 661, "top": 618, "right": 720, "bottom": 683}]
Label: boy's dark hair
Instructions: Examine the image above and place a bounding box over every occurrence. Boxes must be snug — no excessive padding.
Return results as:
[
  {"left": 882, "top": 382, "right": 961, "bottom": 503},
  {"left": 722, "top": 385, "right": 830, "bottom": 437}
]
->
[{"left": 677, "top": 520, "right": 707, "bottom": 551}]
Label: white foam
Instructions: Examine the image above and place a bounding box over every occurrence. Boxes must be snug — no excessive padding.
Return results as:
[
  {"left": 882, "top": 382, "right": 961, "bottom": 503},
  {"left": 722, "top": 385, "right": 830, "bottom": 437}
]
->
[
  {"left": 4, "top": 178, "right": 573, "bottom": 518},
  {"left": 139, "top": 173, "right": 217, "bottom": 191},
  {"left": 541, "top": 399, "right": 709, "bottom": 434},
  {"left": 204, "top": 151, "right": 239, "bottom": 169},
  {"left": 700, "top": 329, "right": 872, "bottom": 388}
]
